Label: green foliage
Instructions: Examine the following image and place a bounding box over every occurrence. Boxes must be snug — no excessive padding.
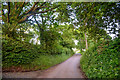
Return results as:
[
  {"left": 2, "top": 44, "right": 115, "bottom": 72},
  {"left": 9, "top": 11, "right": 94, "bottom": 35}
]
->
[
  {"left": 2, "top": 35, "right": 74, "bottom": 71},
  {"left": 71, "top": 2, "right": 120, "bottom": 39},
  {"left": 59, "top": 25, "right": 75, "bottom": 49},
  {"left": 2, "top": 2, "right": 119, "bottom": 74},
  {"left": 80, "top": 38, "right": 120, "bottom": 78},
  {"left": 5, "top": 54, "right": 72, "bottom": 71},
  {"left": 28, "top": 54, "right": 72, "bottom": 70},
  {"left": 76, "top": 40, "right": 86, "bottom": 51},
  {"left": 38, "top": 24, "right": 76, "bottom": 55},
  {"left": 2, "top": 36, "right": 40, "bottom": 67}
]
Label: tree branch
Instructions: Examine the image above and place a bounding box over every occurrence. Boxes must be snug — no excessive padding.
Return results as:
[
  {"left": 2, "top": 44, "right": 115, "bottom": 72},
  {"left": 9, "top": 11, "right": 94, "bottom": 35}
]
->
[
  {"left": 19, "top": 2, "right": 38, "bottom": 19},
  {"left": 33, "top": 6, "right": 48, "bottom": 11},
  {"left": 1, "top": 9, "right": 6, "bottom": 18},
  {"left": 25, "top": 2, "right": 39, "bottom": 15},
  {"left": 35, "top": 5, "right": 60, "bottom": 14},
  {"left": 17, "top": 2, "right": 26, "bottom": 18},
  {"left": 26, "top": 2, "right": 47, "bottom": 15},
  {"left": 40, "top": 2, "right": 46, "bottom": 7},
  {"left": 15, "top": 2, "right": 17, "bottom": 10},
  {"left": 18, "top": 5, "right": 60, "bottom": 23},
  {"left": 21, "top": 2, "right": 25, "bottom": 8},
  {"left": 34, "top": 15, "right": 41, "bottom": 28},
  {"left": 7, "top": 2, "right": 10, "bottom": 23},
  {"left": 18, "top": 14, "right": 32, "bottom": 23},
  {"left": 25, "top": 2, "right": 29, "bottom": 5}
]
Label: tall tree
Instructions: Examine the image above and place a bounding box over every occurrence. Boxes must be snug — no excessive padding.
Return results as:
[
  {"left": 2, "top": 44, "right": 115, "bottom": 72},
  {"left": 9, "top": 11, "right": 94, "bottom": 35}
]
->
[
  {"left": 71, "top": 2, "right": 120, "bottom": 40},
  {"left": 85, "top": 33, "right": 88, "bottom": 49},
  {"left": 1, "top": 2, "right": 60, "bottom": 39},
  {"left": 2, "top": 2, "right": 60, "bottom": 24}
]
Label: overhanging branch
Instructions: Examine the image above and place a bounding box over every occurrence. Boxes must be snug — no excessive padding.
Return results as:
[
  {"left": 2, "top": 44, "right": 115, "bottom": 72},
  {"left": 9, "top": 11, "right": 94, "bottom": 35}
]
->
[
  {"left": 36, "top": 5, "right": 60, "bottom": 14},
  {"left": 1, "top": 9, "right": 6, "bottom": 18},
  {"left": 18, "top": 14, "right": 32, "bottom": 23},
  {"left": 25, "top": 2, "right": 39, "bottom": 15},
  {"left": 18, "top": 5, "right": 60, "bottom": 23}
]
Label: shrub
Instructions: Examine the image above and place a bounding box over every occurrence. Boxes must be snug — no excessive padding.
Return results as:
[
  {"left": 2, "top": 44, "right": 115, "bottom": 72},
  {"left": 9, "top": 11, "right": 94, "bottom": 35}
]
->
[
  {"left": 2, "top": 36, "right": 40, "bottom": 67},
  {"left": 80, "top": 38, "right": 120, "bottom": 78},
  {"left": 2, "top": 36, "right": 74, "bottom": 71}
]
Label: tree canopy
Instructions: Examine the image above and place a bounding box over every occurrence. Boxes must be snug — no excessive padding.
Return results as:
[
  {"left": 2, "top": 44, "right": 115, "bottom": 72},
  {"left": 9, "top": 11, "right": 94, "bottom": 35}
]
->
[{"left": 1, "top": 2, "right": 120, "bottom": 52}]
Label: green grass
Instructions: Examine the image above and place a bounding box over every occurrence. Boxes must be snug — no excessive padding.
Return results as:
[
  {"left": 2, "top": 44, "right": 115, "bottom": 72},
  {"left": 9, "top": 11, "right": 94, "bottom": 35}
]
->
[
  {"left": 14, "top": 54, "right": 72, "bottom": 71},
  {"left": 3, "top": 54, "right": 72, "bottom": 72}
]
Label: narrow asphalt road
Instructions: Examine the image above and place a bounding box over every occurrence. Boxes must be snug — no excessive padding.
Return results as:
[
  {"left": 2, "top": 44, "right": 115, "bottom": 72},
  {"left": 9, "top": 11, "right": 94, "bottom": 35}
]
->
[{"left": 3, "top": 55, "right": 86, "bottom": 78}]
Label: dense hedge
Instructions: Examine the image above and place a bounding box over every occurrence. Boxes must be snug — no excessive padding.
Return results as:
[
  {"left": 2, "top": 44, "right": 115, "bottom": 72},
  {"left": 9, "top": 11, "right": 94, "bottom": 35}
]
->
[
  {"left": 2, "top": 36, "right": 41, "bottom": 67},
  {"left": 2, "top": 36, "right": 74, "bottom": 69},
  {"left": 80, "top": 38, "right": 120, "bottom": 78}
]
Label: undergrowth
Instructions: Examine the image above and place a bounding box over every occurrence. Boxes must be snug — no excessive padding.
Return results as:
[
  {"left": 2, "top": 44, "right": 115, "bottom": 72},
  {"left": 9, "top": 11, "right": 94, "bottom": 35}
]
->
[
  {"left": 2, "top": 36, "right": 73, "bottom": 72},
  {"left": 21, "top": 54, "right": 72, "bottom": 71},
  {"left": 80, "top": 38, "right": 120, "bottom": 78}
]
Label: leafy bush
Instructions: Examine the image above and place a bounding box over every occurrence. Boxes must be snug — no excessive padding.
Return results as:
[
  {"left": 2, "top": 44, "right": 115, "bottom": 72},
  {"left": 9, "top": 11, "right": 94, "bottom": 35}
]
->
[
  {"left": 80, "top": 38, "right": 120, "bottom": 78},
  {"left": 2, "top": 36, "right": 74, "bottom": 71},
  {"left": 44, "top": 42, "right": 74, "bottom": 55},
  {"left": 2, "top": 36, "right": 40, "bottom": 67},
  {"left": 62, "top": 48, "right": 74, "bottom": 55}
]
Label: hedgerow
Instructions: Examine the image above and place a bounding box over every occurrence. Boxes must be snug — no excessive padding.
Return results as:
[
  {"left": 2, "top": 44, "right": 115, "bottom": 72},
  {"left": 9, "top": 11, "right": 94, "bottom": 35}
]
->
[
  {"left": 80, "top": 38, "right": 120, "bottom": 78},
  {"left": 2, "top": 36, "right": 74, "bottom": 71},
  {"left": 2, "top": 36, "right": 40, "bottom": 67}
]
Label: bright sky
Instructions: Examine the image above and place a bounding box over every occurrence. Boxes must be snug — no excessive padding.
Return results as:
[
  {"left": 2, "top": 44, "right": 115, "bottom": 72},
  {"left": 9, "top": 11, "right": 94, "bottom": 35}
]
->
[
  {"left": 74, "top": 40, "right": 79, "bottom": 45},
  {"left": 106, "top": 23, "right": 119, "bottom": 39},
  {"left": 72, "top": 47, "right": 81, "bottom": 54}
]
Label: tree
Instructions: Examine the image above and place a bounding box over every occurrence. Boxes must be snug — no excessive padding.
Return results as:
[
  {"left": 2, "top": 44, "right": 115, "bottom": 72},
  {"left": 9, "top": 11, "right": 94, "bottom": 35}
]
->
[
  {"left": 2, "top": 2, "right": 60, "bottom": 24},
  {"left": 33, "top": 10, "right": 58, "bottom": 45},
  {"left": 71, "top": 2, "right": 120, "bottom": 40},
  {"left": 1, "top": 2, "right": 60, "bottom": 39},
  {"left": 58, "top": 24, "right": 76, "bottom": 50}
]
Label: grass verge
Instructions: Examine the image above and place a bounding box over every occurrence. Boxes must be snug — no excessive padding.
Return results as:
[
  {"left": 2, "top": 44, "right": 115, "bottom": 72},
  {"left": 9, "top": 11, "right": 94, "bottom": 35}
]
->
[{"left": 3, "top": 54, "right": 72, "bottom": 72}]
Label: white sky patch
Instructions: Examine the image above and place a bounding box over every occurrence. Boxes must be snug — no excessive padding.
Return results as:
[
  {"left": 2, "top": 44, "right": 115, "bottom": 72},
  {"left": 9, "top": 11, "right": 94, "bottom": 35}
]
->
[
  {"left": 30, "top": 28, "right": 34, "bottom": 32},
  {"left": 103, "top": 22, "right": 119, "bottom": 40},
  {"left": 110, "top": 34, "right": 116, "bottom": 38},
  {"left": 72, "top": 48, "right": 80, "bottom": 54},
  {"left": 74, "top": 40, "right": 79, "bottom": 45},
  {"left": 24, "top": 31, "right": 29, "bottom": 34},
  {"left": 17, "top": 29, "right": 20, "bottom": 31},
  {"left": 24, "top": 28, "right": 34, "bottom": 34},
  {"left": 30, "top": 34, "right": 40, "bottom": 45},
  {"left": 59, "top": 31, "right": 63, "bottom": 34},
  {"left": 53, "top": 12, "right": 59, "bottom": 19},
  {"left": 60, "top": 22, "right": 70, "bottom": 25},
  {"left": 37, "top": 40, "right": 40, "bottom": 45},
  {"left": 61, "top": 23, "right": 65, "bottom": 25}
]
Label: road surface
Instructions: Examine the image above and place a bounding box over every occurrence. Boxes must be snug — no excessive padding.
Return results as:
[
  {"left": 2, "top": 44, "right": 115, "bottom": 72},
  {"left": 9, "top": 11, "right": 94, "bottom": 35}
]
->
[{"left": 3, "top": 55, "right": 86, "bottom": 78}]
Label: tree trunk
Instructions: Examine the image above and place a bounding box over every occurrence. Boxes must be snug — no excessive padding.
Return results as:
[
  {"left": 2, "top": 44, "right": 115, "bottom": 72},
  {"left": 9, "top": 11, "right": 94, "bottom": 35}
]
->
[
  {"left": 7, "top": 2, "right": 10, "bottom": 23},
  {"left": 34, "top": 15, "right": 45, "bottom": 45},
  {"left": 79, "top": 38, "right": 82, "bottom": 52},
  {"left": 85, "top": 33, "right": 88, "bottom": 49}
]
